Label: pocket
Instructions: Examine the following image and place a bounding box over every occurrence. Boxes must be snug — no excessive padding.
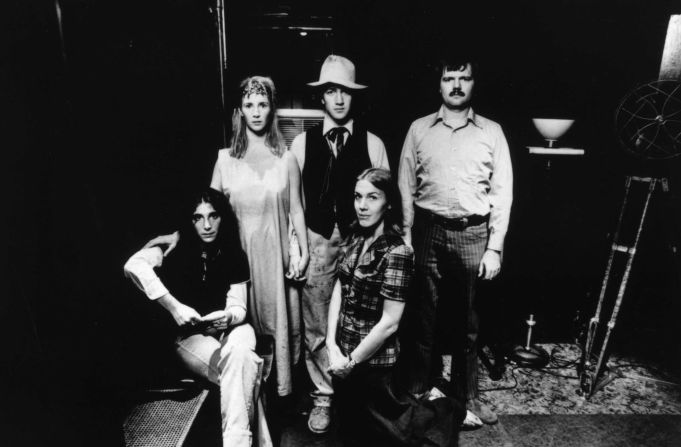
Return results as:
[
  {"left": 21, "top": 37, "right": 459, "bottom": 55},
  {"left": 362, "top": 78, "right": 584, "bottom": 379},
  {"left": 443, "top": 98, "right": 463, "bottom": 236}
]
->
[
  {"left": 464, "top": 223, "right": 488, "bottom": 240},
  {"left": 354, "top": 265, "right": 383, "bottom": 290}
]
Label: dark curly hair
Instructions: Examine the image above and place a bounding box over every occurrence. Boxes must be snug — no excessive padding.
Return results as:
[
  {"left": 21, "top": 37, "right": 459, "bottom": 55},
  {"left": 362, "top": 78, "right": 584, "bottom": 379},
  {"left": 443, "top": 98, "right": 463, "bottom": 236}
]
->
[{"left": 179, "top": 187, "right": 241, "bottom": 251}]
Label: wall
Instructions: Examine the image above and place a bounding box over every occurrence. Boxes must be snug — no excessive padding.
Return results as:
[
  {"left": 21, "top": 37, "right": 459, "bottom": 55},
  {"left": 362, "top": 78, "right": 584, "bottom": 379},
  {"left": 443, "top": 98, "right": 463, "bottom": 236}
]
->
[{"left": 5, "top": 1, "right": 681, "bottom": 444}]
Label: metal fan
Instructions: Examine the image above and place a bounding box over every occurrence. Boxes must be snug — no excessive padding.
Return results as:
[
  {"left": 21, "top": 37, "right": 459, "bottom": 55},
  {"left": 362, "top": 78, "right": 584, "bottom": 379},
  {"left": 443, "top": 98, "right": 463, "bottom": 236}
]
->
[{"left": 615, "top": 80, "right": 681, "bottom": 160}]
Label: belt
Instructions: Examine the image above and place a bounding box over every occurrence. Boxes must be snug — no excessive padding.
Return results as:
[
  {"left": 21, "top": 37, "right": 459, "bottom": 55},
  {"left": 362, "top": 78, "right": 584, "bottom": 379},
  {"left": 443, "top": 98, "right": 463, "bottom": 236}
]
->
[{"left": 415, "top": 206, "right": 489, "bottom": 230}]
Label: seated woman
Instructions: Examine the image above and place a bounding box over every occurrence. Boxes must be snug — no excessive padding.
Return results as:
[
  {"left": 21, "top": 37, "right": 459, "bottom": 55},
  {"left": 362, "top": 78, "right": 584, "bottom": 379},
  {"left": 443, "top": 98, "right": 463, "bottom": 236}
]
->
[
  {"left": 123, "top": 188, "right": 270, "bottom": 447},
  {"left": 326, "top": 168, "right": 470, "bottom": 447}
]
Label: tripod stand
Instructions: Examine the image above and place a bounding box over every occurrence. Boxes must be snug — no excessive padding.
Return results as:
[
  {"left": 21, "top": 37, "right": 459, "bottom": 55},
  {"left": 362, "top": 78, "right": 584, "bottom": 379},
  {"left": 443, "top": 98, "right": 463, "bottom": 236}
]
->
[{"left": 579, "top": 176, "right": 673, "bottom": 398}]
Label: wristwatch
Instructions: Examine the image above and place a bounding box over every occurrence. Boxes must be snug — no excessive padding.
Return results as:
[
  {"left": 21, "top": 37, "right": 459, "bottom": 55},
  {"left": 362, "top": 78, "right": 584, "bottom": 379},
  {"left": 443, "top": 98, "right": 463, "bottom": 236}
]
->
[{"left": 347, "top": 355, "right": 357, "bottom": 369}]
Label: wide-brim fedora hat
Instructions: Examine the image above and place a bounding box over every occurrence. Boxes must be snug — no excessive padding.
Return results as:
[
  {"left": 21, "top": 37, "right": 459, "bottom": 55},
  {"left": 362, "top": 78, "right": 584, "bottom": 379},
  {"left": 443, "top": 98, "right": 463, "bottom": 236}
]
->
[{"left": 307, "top": 54, "right": 367, "bottom": 90}]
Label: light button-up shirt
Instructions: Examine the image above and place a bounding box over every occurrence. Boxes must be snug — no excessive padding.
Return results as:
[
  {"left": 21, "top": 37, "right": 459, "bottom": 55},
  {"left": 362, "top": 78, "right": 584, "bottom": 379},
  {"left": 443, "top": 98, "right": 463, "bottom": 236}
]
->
[{"left": 398, "top": 106, "right": 513, "bottom": 252}]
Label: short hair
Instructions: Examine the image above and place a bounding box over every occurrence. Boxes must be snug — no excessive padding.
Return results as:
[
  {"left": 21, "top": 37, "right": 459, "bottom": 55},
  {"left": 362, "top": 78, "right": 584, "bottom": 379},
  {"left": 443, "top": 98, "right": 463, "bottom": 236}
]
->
[
  {"left": 351, "top": 168, "right": 404, "bottom": 237},
  {"left": 312, "top": 83, "right": 366, "bottom": 118},
  {"left": 437, "top": 56, "right": 478, "bottom": 78},
  {"left": 230, "top": 76, "right": 285, "bottom": 159}
]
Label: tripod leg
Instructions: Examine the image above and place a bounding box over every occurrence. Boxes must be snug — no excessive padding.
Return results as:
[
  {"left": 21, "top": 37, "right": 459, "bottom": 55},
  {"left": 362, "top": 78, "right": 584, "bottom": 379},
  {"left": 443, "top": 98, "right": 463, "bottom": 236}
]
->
[
  {"left": 589, "top": 179, "right": 657, "bottom": 397},
  {"left": 580, "top": 177, "right": 633, "bottom": 395}
]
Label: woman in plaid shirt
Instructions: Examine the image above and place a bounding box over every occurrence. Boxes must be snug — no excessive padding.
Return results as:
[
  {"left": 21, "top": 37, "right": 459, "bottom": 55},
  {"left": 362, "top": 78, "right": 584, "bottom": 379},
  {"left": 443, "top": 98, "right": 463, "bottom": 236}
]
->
[{"left": 326, "top": 168, "right": 467, "bottom": 446}]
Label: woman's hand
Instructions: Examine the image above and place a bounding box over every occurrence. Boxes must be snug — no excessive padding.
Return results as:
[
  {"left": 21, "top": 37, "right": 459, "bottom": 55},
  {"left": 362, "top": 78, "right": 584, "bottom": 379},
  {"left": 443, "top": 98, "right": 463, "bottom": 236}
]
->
[
  {"left": 144, "top": 231, "right": 180, "bottom": 256},
  {"left": 201, "top": 310, "right": 231, "bottom": 331}
]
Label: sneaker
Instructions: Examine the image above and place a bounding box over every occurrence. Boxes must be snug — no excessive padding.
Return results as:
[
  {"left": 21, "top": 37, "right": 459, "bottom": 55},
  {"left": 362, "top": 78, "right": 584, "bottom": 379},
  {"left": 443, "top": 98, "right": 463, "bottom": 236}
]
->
[
  {"left": 466, "top": 399, "right": 498, "bottom": 425},
  {"left": 308, "top": 399, "right": 332, "bottom": 434}
]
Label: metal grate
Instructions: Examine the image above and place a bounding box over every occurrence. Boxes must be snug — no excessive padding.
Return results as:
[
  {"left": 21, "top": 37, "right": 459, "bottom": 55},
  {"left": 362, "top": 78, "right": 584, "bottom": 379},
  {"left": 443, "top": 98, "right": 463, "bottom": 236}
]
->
[
  {"left": 277, "top": 108, "right": 325, "bottom": 148},
  {"left": 123, "top": 388, "right": 209, "bottom": 447}
]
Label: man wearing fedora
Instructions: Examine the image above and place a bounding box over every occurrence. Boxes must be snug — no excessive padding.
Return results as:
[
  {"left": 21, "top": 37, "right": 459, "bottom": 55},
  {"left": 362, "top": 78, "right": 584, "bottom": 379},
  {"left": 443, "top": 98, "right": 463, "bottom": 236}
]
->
[
  {"left": 398, "top": 54, "right": 513, "bottom": 425},
  {"left": 290, "top": 54, "right": 389, "bottom": 434}
]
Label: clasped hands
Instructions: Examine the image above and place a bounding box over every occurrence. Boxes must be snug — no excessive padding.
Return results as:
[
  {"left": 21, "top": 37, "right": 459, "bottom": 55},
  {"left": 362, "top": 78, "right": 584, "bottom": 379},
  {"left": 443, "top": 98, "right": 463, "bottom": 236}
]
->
[
  {"left": 285, "top": 252, "right": 309, "bottom": 282},
  {"left": 326, "top": 343, "right": 354, "bottom": 379},
  {"left": 170, "top": 302, "right": 234, "bottom": 331}
]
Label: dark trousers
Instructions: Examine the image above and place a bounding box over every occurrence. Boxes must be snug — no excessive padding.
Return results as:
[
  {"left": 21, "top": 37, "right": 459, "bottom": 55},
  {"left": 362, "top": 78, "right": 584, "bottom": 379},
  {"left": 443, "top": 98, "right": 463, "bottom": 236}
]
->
[
  {"left": 407, "top": 210, "right": 488, "bottom": 401},
  {"left": 334, "top": 364, "right": 463, "bottom": 447},
  {"left": 334, "top": 366, "right": 395, "bottom": 447}
]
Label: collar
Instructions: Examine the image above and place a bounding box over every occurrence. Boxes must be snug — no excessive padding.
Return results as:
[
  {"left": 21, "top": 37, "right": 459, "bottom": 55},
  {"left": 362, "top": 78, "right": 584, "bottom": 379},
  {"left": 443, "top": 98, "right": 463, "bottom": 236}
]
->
[
  {"left": 347, "top": 232, "right": 400, "bottom": 269},
  {"left": 323, "top": 116, "right": 354, "bottom": 136},
  {"left": 431, "top": 105, "right": 480, "bottom": 129}
]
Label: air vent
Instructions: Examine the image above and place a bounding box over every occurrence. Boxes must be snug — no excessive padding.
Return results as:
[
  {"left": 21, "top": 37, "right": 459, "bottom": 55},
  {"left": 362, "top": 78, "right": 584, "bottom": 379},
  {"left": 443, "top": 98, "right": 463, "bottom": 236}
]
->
[{"left": 277, "top": 109, "right": 325, "bottom": 148}]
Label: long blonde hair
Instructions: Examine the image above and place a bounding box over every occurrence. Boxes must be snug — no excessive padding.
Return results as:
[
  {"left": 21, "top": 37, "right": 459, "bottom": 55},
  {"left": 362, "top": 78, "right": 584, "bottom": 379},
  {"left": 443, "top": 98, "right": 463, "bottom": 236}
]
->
[{"left": 230, "top": 76, "right": 285, "bottom": 158}]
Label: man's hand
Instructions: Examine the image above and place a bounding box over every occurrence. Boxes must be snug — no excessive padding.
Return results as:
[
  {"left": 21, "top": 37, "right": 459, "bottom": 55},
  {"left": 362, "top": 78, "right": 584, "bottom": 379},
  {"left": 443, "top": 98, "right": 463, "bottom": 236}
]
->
[
  {"left": 478, "top": 249, "right": 501, "bottom": 280},
  {"left": 169, "top": 302, "right": 201, "bottom": 327},
  {"left": 144, "top": 231, "right": 180, "bottom": 256}
]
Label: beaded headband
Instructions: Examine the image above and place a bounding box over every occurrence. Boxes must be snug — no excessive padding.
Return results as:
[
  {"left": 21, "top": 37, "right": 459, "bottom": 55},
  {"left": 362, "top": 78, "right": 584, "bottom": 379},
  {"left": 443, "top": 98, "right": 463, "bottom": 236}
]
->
[{"left": 242, "top": 79, "right": 268, "bottom": 98}]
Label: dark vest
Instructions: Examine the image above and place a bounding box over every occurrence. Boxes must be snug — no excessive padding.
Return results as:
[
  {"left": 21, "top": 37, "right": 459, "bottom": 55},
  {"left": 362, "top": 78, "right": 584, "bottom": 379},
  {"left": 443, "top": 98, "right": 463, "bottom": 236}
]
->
[{"left": 302, "top": 124, "right": 372, "bottom": 238}]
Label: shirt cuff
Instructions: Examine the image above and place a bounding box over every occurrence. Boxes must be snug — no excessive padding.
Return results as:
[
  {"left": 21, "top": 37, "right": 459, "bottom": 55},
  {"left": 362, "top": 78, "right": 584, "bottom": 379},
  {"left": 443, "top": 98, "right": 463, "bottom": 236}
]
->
[
  {"left": 227, "top": 306, "right": 247, "bottom": 325},
  {"left": 486, "top": 230, "right": 506, "bottom": 253},
  {"left": 146, "top": 278, "right": 170, "bottom": 300}
]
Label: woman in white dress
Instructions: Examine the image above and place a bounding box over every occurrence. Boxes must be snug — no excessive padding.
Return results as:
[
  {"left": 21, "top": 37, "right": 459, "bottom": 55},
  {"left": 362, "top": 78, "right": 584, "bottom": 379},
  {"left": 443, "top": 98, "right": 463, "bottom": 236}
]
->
[
  {"left": 210, "top": 76, "right": 309, "bottom": 397},
  {"left": 146, "top": 76, "right": 309, "bottom": 398}
]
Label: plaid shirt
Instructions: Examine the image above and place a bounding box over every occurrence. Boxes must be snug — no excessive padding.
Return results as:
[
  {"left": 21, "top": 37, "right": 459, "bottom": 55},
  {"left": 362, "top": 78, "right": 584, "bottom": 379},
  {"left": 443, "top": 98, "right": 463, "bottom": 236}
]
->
[{"left": 337, "top": 232, "right": 414, "bottom": 367}]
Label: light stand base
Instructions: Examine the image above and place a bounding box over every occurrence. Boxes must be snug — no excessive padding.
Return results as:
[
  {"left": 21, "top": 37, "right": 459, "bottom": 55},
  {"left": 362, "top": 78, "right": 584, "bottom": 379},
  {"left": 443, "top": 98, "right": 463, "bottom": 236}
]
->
[{"left": 509, "top": 344, "right": 550, "bottom": 368}]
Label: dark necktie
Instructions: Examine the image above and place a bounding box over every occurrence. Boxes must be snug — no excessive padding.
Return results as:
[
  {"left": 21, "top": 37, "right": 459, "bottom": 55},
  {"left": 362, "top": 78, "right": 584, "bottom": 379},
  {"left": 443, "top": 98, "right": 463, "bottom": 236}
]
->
[
  {"left": 320, "top": 127, "right": 348, "bottom": 209},
  {"left": 326, "top": 127, "right": 348, "bottom": 156}
]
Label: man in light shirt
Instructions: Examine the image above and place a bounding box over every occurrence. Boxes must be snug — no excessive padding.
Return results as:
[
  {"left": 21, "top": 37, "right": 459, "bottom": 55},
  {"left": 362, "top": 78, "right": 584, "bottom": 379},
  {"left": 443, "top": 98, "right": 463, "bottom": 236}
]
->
[
  {"left": 290, "top": 54, "right": 390, "bottom": 434},
  {"left": 398, "top": 55, "right": 513, "bottom": 425}
]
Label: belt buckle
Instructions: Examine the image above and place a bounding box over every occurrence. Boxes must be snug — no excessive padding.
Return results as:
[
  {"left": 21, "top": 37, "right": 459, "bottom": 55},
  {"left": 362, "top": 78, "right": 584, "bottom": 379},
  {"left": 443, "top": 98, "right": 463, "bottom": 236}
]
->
[{"left": 460, "top": 217, "right": 468, "bottom": 228}]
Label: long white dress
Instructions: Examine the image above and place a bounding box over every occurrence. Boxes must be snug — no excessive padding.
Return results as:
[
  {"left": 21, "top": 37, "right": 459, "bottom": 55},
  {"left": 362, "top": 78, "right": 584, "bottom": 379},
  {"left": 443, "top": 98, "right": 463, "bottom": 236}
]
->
[{"left": 211, "top": 148, "right": 300, "bottom": 396}]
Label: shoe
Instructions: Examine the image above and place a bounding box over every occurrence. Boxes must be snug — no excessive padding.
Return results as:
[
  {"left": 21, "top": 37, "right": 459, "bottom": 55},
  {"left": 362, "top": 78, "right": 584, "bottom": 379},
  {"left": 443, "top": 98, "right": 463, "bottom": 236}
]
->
[
  {"left": 489, "top": 362, "right": 506, "bottom": 381},
  {"left": 426, "top": 386, "right": 447, "bottom": 401},
  {"left": 461, "top": 410, "right": 483, "bottom": 429},
  {"left": 466, "top": 399, "right": 498, "bottom": 425},
  {"left": 307, "top": 399, "right": 332, "bottom": 434}
]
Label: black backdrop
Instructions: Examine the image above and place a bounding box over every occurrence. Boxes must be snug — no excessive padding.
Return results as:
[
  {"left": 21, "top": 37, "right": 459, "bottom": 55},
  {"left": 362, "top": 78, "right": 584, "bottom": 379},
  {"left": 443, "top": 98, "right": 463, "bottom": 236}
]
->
[{"left": 5, "top": 0, "right": 681, "bottom": 445}]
